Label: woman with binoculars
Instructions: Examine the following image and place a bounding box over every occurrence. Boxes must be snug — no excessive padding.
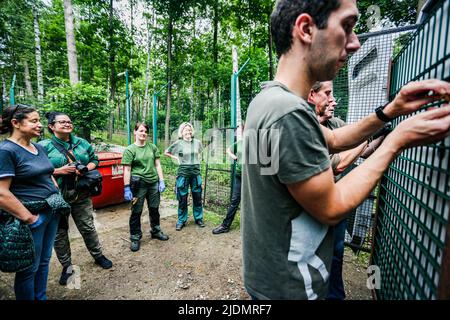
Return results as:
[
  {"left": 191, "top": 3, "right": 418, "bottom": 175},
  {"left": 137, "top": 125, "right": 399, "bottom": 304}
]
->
[{"left": 39, "top": 112, "right": 113, "bottom": 286}]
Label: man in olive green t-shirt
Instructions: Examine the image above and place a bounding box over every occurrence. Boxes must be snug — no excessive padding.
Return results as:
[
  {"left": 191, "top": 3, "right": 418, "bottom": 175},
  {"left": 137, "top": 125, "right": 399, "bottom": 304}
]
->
[{"left": 242, "top": 0, "right": 450, "bottom": 300}]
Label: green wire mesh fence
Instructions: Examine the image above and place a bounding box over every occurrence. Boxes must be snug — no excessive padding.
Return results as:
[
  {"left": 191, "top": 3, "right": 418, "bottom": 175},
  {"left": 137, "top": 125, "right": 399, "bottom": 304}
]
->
[
  {"left": 333, "top": 25, "right": 418, "bottom": 253},
  {"left": 159, "top": 126, "right": 235, "bottom": 216},
  {"left": 372, "top": 0, "right": 450, "bottom": 300}
]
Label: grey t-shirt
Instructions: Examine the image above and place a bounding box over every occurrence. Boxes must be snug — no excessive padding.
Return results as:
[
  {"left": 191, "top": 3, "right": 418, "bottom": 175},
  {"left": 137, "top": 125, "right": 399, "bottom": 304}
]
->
[
  {"left": 242, "top": 81, "right": 333, "bottom": 300},
  {"left": 324, "top": 117, "right": 347, "bottom": 177},
  {"left": 165, "top": 139, "right": 203, "bottom": 177},
  {"left": 0, "top": 139, "right": 58, "bottom": 202}
]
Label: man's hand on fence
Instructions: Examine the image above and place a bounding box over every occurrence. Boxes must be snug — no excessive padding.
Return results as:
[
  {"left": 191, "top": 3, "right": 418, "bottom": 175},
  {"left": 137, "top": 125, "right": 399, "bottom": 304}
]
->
[
  {"left": 385, "top": 104, "right": 450, "bottom": 153},
  {"left": 383, "top": 79, "right": 450, "bottom": 119}
]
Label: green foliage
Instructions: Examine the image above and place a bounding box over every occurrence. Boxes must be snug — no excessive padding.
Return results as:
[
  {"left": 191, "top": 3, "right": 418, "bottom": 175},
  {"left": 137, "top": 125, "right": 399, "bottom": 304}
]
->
[
  {"left": 44, "top": 82, "right": 112, "bottom": 138},
  {"left": 0, "top": 0, "right": 419, "bottom": 136}
]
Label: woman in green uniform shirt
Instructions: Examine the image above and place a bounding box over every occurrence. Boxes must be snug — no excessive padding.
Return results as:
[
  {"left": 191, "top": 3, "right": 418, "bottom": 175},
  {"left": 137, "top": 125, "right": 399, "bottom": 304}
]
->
[
  {"left": 122, "top": 122, "right": 168, "bottom": 252},
  {"left": 164, "top": 122, "right": 204, "bottom": 231}
]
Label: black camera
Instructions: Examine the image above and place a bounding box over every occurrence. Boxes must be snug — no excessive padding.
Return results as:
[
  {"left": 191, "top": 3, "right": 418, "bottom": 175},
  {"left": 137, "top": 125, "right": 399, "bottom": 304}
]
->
[{"left": 69, "top": 161, "right": 89, "bottom": 175}]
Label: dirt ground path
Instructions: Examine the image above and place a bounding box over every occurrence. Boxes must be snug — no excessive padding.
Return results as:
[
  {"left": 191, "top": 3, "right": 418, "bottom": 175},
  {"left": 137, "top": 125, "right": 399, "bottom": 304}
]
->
[{"left": 0, "top": 200, "right": 372, "bottom": 300}]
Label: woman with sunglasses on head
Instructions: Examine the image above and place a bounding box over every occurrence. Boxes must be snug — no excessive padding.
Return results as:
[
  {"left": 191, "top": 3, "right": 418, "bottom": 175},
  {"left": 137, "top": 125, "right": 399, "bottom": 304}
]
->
[
  {"left": 122, "top": 122, "right": 169, "bottom": 252},
  {"left": 0, "top": 105, "right": 66, "bottom": 300},
  {"left": 164, "top": 122, "right": 205, "bottom": 231},
  {"left": 38, "top": 112, "right": 112, "bottom": 286}
]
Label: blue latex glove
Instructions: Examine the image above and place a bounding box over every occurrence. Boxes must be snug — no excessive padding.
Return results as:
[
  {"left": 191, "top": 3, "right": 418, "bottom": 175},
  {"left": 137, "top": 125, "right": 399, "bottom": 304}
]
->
[
  {"left": 124, "top": 185, "right": 133, "bottom": 201},
  {"left": 28, "top": 214, "right": 45, "bottom": 229},
  {"left": 158, "top": 180, "right": 166, "bottom": 193}
]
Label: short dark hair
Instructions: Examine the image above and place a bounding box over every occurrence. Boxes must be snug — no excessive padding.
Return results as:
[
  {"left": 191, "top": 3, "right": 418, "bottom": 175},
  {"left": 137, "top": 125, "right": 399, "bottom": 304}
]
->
[
  {"left": 134, "top": 122, "right": 149, "bottom": 133},
  {"left": 271, "top": 0, "right": 341, "bottom": 58},
  {"left": 0, "top": 104, "right": 37, "bottom": 135},
  {"left": 311, "top": 81, "right": 324, "bottom": 92},
  {"left": 45, "top": 111, "right": 69, "bottom": 134}
]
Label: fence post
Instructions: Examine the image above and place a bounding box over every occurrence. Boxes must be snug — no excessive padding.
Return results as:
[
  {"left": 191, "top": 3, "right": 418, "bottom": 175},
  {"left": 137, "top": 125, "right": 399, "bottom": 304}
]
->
[
  {"left": 125, "top": 70, "right": 131, "bottom": 145},
  {"left": 9, "top": 74, "right": 16, "bottom": 106}
]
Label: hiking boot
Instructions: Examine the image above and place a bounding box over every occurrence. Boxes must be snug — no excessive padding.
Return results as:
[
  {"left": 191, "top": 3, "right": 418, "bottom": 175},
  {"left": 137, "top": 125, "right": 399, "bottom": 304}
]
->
[
  {"left": 195, "top": 219, "right": 205, "bottom": 228},
  {"left": 151, "top": 230, "right": 169, "bottom": 241},
  {"left": 94, "top": 255, "right": 113, "bottom": 269},
  {"left": 212, "top": 224, "right": 229, "bottom": 235},
  {"left": 176, "top": 222, "right": 185, "bottom": 231},
  {"left": 59, "top": 266, "right": 74, "bottom": 286},
  {"left": 130, "top": 240, "right": 140, "bottom": 252}
]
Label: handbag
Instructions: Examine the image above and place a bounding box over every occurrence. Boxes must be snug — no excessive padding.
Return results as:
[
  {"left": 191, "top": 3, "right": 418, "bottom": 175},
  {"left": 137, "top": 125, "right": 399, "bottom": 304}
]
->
[
  {"left": 0, "top": 213, "right": 35, "bottom": 273},
  {"left": 51, "top": 140, "right": 103, "bottom": 198},
  {"left": 76, "top": 169, "right": 103, "bottom": 196}
]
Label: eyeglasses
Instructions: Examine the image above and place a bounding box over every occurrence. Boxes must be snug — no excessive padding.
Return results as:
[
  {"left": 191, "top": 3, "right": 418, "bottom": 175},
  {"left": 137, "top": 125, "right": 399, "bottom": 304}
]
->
[{"left": 54, "top": 120, "right": 73, "bottom": 126}]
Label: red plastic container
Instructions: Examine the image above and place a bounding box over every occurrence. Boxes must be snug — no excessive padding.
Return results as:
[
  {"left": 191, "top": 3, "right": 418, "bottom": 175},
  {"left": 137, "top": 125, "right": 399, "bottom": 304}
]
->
[{"left": 92, "top": 151, "right": 125, "bottom": 209}]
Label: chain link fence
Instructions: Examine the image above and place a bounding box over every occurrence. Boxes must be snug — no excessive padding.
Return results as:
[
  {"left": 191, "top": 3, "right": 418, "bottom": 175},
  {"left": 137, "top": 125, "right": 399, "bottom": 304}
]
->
[{"left": 159, "top": 126, "right": 236, "bottom": 216}]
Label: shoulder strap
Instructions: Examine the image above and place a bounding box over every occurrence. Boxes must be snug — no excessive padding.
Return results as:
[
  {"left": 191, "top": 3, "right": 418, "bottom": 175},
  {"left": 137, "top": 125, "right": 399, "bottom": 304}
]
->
[{"left": 51, "top": 138, "right": 77, "bottom": 163}]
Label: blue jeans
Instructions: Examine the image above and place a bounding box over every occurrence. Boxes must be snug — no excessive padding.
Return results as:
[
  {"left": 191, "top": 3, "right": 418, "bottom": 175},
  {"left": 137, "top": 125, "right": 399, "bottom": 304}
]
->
[
  {"left": 14, "top": 211, "right": 60, "bottom": 300},
  {"left": 327, "top": 218, "right": 347, "bottom": 300}
]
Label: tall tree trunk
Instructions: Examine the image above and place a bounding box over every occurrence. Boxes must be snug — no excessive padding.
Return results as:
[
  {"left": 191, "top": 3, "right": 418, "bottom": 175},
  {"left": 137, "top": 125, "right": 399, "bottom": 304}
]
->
[
  {"left": 189, "top": 7, "right": 196, "bottom": 124},
  {"left": 143, "top": 10, "right": 155, "bottom": 122},
  {"left": 129, "top": 0, "right": 134, "bottom": 67},
  {"left": 164, "top": 15, "right": 173, "bottom": 148},
  {"left": 88, "top": 5, "right": 94, "bottom": 82},
  {"left": 268, "top": 16, "right": 274, "bottom": 80},
  {"left": 129, "top": 0, "right": 134, "bottom": 121},
  {"left": 33, "top": 2, "right": 44, "bottom": 102},
  {"left": 82, "top": 127, "right": 91, "bottom": 142},
  {"left": 108, "top": 0, "right": 116, "bottom": 140},
  {"left": 190, "top": 77, "right": 194, "bottom": 123},
  {"left": 23, "top": 60, "right": 34, "bottom": 97},
  {"left": 63, "top": 0, "right": 79, "bottom": 85},
  {"left": 212, "top": 0, "right": 219, "bottom": 117},
  {"left": 0, "top": 76, "right": 4, "bottom": 111}
]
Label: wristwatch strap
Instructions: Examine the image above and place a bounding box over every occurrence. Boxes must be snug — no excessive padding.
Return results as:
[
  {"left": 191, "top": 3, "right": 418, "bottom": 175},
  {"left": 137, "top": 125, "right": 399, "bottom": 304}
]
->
[{"left": 375, "top": 103, "right": 392, "bottom": 122}]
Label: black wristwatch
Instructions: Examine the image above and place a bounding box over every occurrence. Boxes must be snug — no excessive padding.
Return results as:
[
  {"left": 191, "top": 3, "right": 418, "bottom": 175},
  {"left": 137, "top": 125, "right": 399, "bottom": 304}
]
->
[{"left": 375, "top": 103, "right": 393, "bottom": 122}]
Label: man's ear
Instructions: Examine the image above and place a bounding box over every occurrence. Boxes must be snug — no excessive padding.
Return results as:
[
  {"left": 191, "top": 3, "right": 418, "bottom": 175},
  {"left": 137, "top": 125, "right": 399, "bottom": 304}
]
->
[
  {"left": 307, "top": 89, "right": 315, "bottom": 103},
  {"left": 293, "top": 13, "right": 315, "bottom": 45}
]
